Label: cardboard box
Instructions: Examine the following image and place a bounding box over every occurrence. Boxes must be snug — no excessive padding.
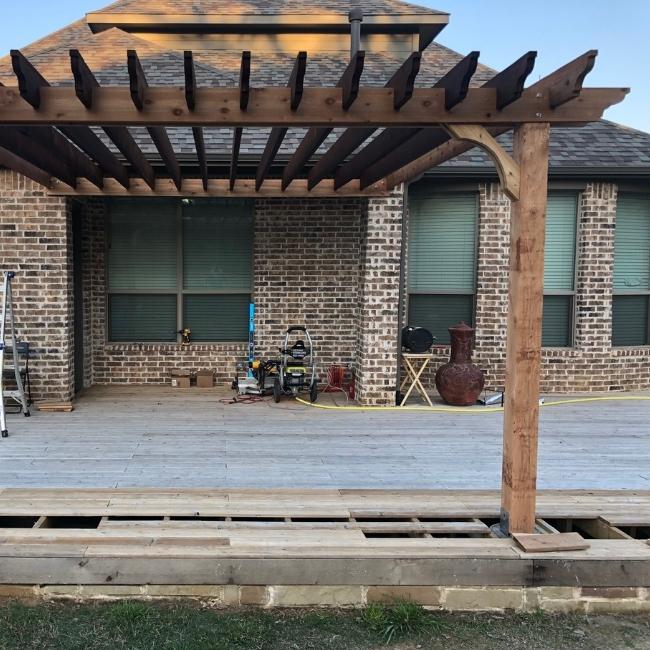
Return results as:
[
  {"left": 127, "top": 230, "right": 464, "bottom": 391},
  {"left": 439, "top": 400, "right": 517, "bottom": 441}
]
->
[
  {"left": 170, "top": 368, "right": 191, "bottom": 389},
  {"left": 196, "top": 369, "right": 214, "bottom": 389}
]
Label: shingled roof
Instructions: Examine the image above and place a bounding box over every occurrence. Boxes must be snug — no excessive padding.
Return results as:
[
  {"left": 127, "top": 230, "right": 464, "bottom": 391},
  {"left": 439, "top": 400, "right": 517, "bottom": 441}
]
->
[
  {"left": 0, "top": 0, "right": 647, "bottom": 177},
  {"left": 92, "top": 0, "right": 445, "bottom": 15}
]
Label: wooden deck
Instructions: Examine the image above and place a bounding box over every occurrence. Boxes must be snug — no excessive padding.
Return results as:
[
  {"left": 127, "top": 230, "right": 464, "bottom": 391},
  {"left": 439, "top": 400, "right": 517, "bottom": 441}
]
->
[
  {"left": 1, "top": 386, "right": 649, "bottom": 489},
  {"left": 0, "top": 488, "right": 648, "bottom": 592}
]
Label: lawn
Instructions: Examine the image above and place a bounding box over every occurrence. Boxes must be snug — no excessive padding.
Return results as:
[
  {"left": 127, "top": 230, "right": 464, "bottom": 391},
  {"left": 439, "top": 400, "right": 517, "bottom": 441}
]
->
[{"left": 0, "top": 600, "right": 648, "bottom": 650}]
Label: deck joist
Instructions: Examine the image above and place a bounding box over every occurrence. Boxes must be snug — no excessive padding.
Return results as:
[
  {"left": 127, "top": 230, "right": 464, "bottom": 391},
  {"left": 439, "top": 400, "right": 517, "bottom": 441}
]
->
[{"left": 0, "top": 489, "right": 648, "bottom": 589}]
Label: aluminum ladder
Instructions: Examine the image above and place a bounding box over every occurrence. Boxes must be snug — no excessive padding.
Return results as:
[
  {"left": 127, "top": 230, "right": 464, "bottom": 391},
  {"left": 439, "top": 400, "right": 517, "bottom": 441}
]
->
[{"left": 0, "top": 271, "right": 30, "bottom": 438}]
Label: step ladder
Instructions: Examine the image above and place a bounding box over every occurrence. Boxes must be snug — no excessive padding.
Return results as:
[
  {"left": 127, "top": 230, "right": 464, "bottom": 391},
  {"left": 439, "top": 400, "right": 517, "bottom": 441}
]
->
[{"left": 1, "top": 271, "right": 30, "bottom": 438}]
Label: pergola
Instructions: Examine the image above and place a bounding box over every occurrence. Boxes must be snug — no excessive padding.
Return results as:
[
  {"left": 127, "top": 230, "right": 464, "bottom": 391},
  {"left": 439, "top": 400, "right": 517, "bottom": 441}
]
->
[{"left": 0, "top": 46, "right": 627, "bottom": 534}]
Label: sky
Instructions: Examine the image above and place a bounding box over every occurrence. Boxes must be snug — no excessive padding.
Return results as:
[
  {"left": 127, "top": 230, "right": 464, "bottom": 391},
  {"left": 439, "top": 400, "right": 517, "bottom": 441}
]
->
[{"left": 0, "top": 0, "right": 648, "bottom": 132}]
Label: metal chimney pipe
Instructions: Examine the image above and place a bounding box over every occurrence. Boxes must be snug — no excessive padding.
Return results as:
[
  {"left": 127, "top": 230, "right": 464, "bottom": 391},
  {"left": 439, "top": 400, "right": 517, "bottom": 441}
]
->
[{"left": 348, "top": 8, "right": 363, "bottom": 58}]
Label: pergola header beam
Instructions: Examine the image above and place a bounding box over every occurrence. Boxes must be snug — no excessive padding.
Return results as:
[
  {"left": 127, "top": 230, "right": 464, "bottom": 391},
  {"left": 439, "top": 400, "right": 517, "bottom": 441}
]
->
[{"left": 0, "top": 86, "right": 626, "bottom": 127}]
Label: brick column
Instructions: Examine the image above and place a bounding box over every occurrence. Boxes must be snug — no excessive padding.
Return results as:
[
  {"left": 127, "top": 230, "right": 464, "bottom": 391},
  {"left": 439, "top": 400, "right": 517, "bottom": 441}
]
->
[
  {"left": 574, "top": 183, "right": 618, "bottom": 353},
  {"left": 0, "top": 170, "right": 74, "bottom": 402},
  {"left": 355, "top": 188, "right": 404, "bottom": 406},
  {"left": 473, "top": 182, "right": 511, "bottom": 390}
]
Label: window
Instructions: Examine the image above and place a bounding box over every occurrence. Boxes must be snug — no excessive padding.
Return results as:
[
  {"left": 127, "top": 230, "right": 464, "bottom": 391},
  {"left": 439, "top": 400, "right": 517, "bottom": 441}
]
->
[
  {"left": 612, "top": 193, "right": 650, "bottom": 346},
  {"left": 407, "top": 191, "right": 477, "bottom": 345},
  {"left": 542, "top": 192, "right": 579, "bottom": 347},
  {"left": 107, "top": 199, "right": 252, "bottom": 343}
]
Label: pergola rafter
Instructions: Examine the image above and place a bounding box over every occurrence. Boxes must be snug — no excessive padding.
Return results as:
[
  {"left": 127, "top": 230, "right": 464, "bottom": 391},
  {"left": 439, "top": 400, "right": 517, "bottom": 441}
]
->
[{"left": 0, "top": 47, "right": 624, "bottom": 198}]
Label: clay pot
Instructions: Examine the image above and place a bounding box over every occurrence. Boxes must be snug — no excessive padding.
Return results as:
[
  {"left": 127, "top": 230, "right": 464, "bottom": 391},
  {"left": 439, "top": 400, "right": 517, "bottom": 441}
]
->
[{"left": 435, "top": 322, "right": 485, "bottom": 406}]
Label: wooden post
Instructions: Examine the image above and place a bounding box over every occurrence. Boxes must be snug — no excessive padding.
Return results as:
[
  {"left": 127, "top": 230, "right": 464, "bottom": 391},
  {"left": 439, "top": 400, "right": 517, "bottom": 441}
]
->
[{"left": 500, "top": 122, "right": 550, "bottom": 535}]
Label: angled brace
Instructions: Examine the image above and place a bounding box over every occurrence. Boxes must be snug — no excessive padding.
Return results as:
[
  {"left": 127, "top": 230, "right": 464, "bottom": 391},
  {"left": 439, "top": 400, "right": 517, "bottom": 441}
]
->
[{"left": 443, "top": 124, "right": 521, "bottom": 201}]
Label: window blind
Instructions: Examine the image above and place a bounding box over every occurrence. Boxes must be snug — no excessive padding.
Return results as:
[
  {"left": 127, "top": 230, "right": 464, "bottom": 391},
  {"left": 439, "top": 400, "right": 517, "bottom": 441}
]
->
[
  {"left": 544, "top": 193, "right": 578, "bottom": 292},
  {"left": 408, "top": 192, "right": 477, "bottom": 293},
  {"left": 183, "top": 201, "right": 253, "bottom": 291},
  {"left": 108, "top": 200, "right": 178, "bottom": 291},
  {"left": 614, "top": 194, "right": 650, "bottom": 292}
]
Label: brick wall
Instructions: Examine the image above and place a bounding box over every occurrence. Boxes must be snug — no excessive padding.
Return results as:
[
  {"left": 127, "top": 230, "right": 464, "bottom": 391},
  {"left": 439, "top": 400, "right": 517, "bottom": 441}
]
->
[
  {"left": 81, "top": 197, "right": 367, "bottom": 390},
  {"left": 0, "top": 170, "right": 74, "bottom": 402},
  {"left": 407, "top": 181, "right": 650, "bottom": 396}
]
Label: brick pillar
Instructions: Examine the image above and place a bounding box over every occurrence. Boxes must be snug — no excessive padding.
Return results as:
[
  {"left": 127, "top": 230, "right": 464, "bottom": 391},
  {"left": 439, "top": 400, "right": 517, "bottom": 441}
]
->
[
  {"left": 355, "top": 188, "right": 404, "bottom": 406},
  {"left": 574, "top": 183, "right": 618, "bottom": 353},
  {"left": 473, "top": 183, "right": 511, "bottom": 391},
  {"left": 0, "top": 170, "right": 74, "bottom": 402}
]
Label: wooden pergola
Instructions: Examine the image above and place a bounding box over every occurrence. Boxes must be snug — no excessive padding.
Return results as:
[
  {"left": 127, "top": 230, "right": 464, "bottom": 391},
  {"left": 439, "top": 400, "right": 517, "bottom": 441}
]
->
[{"left": 0, "top": 46, "right": 627, "bottom": 534}]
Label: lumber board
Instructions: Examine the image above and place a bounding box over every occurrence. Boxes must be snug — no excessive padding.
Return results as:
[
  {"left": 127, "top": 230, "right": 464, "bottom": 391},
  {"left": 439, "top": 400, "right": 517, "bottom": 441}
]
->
[
  {"left": 0, "top": 86, "right": 628, "bottom": 127},
  {"left": 513, "top": 532, "right": 589, "bottom": 553}
]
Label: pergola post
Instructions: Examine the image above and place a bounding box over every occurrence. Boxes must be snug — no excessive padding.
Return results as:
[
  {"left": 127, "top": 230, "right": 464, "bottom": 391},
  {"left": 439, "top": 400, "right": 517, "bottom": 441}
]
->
[{"left": 500, "top": 122, "right": 550, "bottom": 535}]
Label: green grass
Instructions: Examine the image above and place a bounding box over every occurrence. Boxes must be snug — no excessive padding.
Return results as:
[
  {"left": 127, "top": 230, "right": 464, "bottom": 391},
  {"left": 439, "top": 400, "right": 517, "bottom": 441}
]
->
[
  {"left": 361, "top": 600, "right": 443, "bottom": 643},
  {"left": 0, "top": 600, "right": 649, "bottom": 650}
]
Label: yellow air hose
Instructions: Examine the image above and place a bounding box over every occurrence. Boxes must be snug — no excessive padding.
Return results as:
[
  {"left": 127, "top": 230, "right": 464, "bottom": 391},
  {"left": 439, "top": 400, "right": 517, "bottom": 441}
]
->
[{"left": 295, "top": 395, "right": 650, "bottom": 414}]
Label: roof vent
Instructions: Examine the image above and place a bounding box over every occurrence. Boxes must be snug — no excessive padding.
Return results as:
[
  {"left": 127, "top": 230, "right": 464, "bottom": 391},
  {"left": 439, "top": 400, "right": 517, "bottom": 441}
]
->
[{"left": 348, "top": 8, "right": 364, "bottom": 58}]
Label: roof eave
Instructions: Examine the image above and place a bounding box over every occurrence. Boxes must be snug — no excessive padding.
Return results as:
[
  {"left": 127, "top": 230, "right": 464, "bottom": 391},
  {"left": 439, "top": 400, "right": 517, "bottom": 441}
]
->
[{"left": 86, "top": 12, "right": 450, "bottom": 34}]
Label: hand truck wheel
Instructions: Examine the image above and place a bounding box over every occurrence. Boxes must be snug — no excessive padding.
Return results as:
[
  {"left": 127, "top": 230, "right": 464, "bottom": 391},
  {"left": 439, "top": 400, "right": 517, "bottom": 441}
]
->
[
  {"left": 309, "top": 380, "right": 318, "bottom": 403},
  {"left": 273, "top": 376, "right": 282, "bottom": 403}
]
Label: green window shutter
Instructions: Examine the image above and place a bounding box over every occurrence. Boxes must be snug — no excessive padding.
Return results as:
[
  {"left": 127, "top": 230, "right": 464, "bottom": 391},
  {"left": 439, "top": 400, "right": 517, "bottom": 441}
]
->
[
  {"left": 408, "top": 294, "right": 474, "bottom": 345},
  {"left": 612, "top": 295, "right": 649, "bottom": 346},
  {"left": 183, "top": 294, "right": 250, "bottom": 342},
  {"left": 183, "top": 200, "right": 253, "bottom": 290},
  {"left": 408, "top": 192, "right": 477, "bottom": 293},
  {"left": 544, "top": 193, "right": 578, "bottom": 291},
  {"left": 109, "top": 294, "right": 177, "bottom": 342},
  {"left": 614, "top": 194, "right": 650, "bottom": 291},
  {"left": 542, "top": 295, "right": 573, "bottom": 347},
  {"left": 108, "top": 200, "right": 178, "bottom": 290}
]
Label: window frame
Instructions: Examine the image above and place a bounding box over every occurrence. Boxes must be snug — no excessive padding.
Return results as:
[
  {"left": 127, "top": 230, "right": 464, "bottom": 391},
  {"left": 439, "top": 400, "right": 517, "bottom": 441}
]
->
[
  {"left": 105, "top": 199, "right": 253, "bottom": 345},
  {"left": 612, "top": 191, "right": 650, "bottom": 347},
  {"left": 541, "top": 190, "right": 581, "bottom": 349},
  {"left": 405, "top": 189, "right": 480, "bottom": 344}
]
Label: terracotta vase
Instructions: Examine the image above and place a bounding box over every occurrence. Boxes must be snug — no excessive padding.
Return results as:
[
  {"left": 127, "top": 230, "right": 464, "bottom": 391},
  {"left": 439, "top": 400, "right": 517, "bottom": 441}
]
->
[{"left": 435, "top": 322, "right": 485, "bottom": 406}]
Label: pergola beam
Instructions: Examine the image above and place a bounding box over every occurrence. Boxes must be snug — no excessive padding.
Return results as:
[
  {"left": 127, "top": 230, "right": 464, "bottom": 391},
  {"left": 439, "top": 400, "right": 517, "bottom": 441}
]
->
[
  {"left": 50, "top": 177, "right": 388, "bottom": 197},
  {"left": 128, "top": 50, "right": 182, "bottom": 191},
  {"left": 0, "top": 85, "right": 626, "bottom": 127},
  {"left": 0, "top": 144, "right": 54, "bottom": 187},
  {"left": 281, "top": 50, "right": 365, "bottom": 190},
  {"left": 70, "top": 49, "right": 152, "bottom": 190},
  {"left": 385, "top": 50, "right": 604, "bottom": 188},
  {"left": 0, "top": 126, "right": 77, "bottom": 188},
  {"left": 10, "top": 50, "right": 105, "bottom": 188},
  {"left": 307, "top": 51, "right": 422, "bottom": 190},
  {"left": 230, "top": 51, "right": 251, "bottom": 191},
  {"left": 255, "top": 51, "right": 307, "bottom": 191},
  {"left": 335, "top": 52, "right": 479, "bottom": 189}
]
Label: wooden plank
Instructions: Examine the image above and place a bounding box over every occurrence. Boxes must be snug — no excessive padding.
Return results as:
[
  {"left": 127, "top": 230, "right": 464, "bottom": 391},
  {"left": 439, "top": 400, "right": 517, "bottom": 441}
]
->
[
  {"left": 307, "top": 51, "right": 422, "bottom": 190},
  {"left": 183, "top": 50, "right": 197, "bottom": 111},
  {"left": 335, "top": 52, "right": 478, "bottom": 189},
  {"left": 0, "top": 144, "right": 53, "bottom": 187},
  {"left": 59, "top": 126, "right": 130, "bottom": 189},
  {"left": 229, "top": 52, "right": 251, "bottom": 191},
  {"left": 255, "top": 52, "right": 307, "bottom": 190},
  {"left": 0, "top": 86, "right": 627, "bottom": 127},
  {"left": 50, "top": 177, "right": 388, "bottom": 197},
  {"left": 18, "top": 126, "right": 103, "bottom": 189},
  {"left": 513, "top": 532, "right": 589, "bottom": 553},
  {"left": 281, "top": 50, "right": 365, "bottom": 190},
  {"left": 483, "top": 51, "right": 537, "bottom": 109},
  {"left": 389, "top": 50, "right": 422, "bottom": 109},
  {"left": 37, "top": 402, "right": 74, "bottom": 413},
  {"left": 385, "top": 51, "right": 602, "bottom": 189},
  {"left": 69, "top": 51, "right": 155, "bottom": 190},
  {"left": 0, "top": 127, "right": 77, "bottom": 188},
  {"left": 10, "top": 49, "right": 46, "bottom": 108},
  {"left": 127, "top": 50, "right": 182, "bottom": 191},
  {"left": 500, "top": 123, "right": 550, "bottom": 535}
]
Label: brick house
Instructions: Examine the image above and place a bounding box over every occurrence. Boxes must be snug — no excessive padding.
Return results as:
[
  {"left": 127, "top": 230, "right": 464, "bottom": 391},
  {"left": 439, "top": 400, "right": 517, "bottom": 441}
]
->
[{"left": 0, "top": 0, "right": 648, "bottom": 406}]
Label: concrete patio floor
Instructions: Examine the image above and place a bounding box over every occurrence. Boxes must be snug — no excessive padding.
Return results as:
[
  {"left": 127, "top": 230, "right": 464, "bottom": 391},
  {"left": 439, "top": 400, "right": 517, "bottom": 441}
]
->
[{"left": 1, "top": 386, "right": 648, "bottom": 489}]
